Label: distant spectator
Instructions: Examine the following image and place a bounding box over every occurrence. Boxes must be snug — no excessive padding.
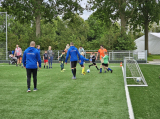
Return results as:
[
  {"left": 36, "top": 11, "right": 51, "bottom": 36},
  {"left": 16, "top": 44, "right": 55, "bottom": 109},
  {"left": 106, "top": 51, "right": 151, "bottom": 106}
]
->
[
  {"left": 14, "top": 45, "right": 22, "bottom": 66},
  {"left": 79, "top": 46, "right": 85, "bottom": 54},
  {"left": 65, "top": 44, "right": 70, "bottom": 53},
  {"left": 48, "top": 46, "right": 54, "bottom": 68}
]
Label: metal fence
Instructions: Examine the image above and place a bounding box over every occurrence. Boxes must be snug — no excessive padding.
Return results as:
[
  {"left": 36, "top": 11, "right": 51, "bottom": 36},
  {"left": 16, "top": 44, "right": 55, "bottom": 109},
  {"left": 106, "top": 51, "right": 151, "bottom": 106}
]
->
[{"left": 0, "top": 50, "right": 147, "bottom": 63}]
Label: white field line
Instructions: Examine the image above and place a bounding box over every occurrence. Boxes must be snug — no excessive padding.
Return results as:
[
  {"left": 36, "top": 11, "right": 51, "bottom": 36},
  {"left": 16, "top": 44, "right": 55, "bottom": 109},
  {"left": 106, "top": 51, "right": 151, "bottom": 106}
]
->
[
  {"left": 122, "top": 66, "right": 135, "bottom": 119},
  {"left": 0, "top": 65, "right": 15, "bottom": 66}
]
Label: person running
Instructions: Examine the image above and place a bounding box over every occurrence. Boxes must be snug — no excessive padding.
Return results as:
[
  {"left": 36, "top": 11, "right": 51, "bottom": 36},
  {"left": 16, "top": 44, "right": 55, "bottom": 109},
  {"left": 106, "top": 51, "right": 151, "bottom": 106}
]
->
[
  {"left": 47, "top": 46, "right": 54, "bottom": 68},
  {"left": 88, "top": 52, "right": 99, "bottom": 70},
  {"left": 89, "top": 52, "right": 93, "bottom": 63},
  {"left": 59, "top": 50, "right": 66, "bottom": 72},
  {"left": 79, "top": 52, "right": 89, "bottom": 75},
  {"left": 23, "top": 41, "right": 41, "bottom": 92},
  {"left": 101, "top": 52, "right": 113, "bottom": 73},
  {"left": 96, "top": 45, "right": 107, "bottom": 73},
  {"left": 14, "top": 45, "right": 22, "bottom": 66},
  {"left": 65, "top": 42, "right": 81, "bottom": 80},
  {"left": 36, "top": 45, "right": 41, "bottom": 70},
  {"left": 43, "top": 50, "right": 49, "bottom": 69}
]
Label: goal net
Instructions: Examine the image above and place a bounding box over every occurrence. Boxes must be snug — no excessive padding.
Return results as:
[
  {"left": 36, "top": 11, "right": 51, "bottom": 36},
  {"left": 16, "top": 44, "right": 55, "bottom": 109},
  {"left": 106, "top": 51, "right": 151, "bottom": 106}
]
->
[{"left": 123, "top": 57, "right": 148, "bottom": 86}]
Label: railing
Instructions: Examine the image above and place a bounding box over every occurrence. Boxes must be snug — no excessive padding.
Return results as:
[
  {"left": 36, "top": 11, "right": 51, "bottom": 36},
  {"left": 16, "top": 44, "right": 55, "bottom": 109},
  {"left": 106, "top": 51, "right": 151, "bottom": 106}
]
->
[{"left": 0, "top": 50, "right": 147, "bottom": 63}]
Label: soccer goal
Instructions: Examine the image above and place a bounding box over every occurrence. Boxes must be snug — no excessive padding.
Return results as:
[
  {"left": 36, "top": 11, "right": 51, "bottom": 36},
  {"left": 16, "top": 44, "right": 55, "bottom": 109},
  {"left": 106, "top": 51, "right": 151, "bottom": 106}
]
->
[{"left": 123, "top": 57, "right": 148, "bottom": 87}]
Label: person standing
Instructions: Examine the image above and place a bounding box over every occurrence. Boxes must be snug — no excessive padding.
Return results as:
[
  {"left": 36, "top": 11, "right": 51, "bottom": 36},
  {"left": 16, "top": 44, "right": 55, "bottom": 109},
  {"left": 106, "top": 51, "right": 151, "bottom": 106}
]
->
[
  {"left": 96, "top": 45, "right": 107, "bottom": 73},
  {"left": 65, "top": 42, "right": 81, "bottom": 79},
  {"left": 79, "top": 46, "right": 85, "bottom": 54},
  {"left": 64, "top": 44, "right": 70, "bottom": 53},
  {"left": 47, "top": 46, "right": 54, "bottom": 68},
  {"left": 14, "top": 45, "right": 22, "bottom": 66},
  {"left": 59, "top": 50, "right": 66, "bottom": 72},
  {"left": 23, "top": 41, "right": 41, "bottom": 92}
]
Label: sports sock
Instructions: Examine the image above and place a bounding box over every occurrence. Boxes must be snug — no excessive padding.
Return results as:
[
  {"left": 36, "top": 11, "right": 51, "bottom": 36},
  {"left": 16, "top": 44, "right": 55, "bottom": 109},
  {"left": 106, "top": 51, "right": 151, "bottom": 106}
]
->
[
  {"left": 96, "top": 66, "right": 99, "bottom": 69},
  {"left": 100, "top": 68, "right": 102, "bottom": 73},
  {"left": 44, "top": 65, "right": 45, "bottom": 68},
  {"left": 71, "top": 69, "right": 74, "bottom": 76},
  {"left": 108, "top": 68, "right": 112, "bottom": 71},
  {"left": 83, "top": 67, "right": 85, "bottom": 73},
  {"left": 74, "top": 68, "right": 76, "bottom": 77},
  {"left": 82, "top": 68, "right": 84, "bottom": 74}
]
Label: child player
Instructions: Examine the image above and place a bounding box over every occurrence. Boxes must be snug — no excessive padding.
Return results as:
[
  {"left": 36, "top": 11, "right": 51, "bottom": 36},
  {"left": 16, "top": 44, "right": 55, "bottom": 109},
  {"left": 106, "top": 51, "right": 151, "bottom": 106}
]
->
[
  {"left": 88, "top": 52, "right": 99, "bottom": 70},
  {"left": 43, "top": 50, "right": 49, "bottom": 69},
  {"left": 79, "top": 52, "right": 89, "bottom": 75},
  {"left": 100, "top": 52, "right": 113, "bottom": 73},
  {"left": 59, "top": 50, "right": 66, "bottom": 72}
]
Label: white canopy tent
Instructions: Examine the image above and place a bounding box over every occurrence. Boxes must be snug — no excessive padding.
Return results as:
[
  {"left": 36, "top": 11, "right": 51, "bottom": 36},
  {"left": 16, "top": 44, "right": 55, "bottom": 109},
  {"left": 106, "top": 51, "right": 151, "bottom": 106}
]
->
[{"left": 135, "top": 33, "right": 160, "bottom": 54}]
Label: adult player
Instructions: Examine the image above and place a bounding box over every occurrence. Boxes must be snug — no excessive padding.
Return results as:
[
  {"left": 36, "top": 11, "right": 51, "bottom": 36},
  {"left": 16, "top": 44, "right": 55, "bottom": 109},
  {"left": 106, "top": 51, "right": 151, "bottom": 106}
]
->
[
  {"left": 14, "top": 45, "right": 22, "bottom": 66},
  {"left": 96, "top": 45, "right": 107, "bottom": 73},
  {"left": 65, "top": 42, "right": 81, "bottom": 79},
  {"left": 23, "top": 41, "right": 41, "bottom": 92}
]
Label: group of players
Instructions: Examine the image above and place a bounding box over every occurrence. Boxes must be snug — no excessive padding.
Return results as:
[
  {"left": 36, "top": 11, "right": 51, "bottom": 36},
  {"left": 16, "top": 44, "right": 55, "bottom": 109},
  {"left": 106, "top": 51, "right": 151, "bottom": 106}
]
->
[{"left": 60, "top": 42, "right": 113, "bottom": 79}]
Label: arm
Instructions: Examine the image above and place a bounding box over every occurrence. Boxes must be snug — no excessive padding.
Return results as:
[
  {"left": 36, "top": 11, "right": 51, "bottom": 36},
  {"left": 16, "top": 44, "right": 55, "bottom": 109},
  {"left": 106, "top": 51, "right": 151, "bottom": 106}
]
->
[
  {"left": 96, "top": 51, "right": 99, "bottom": 60},
  {"left": 22, "top": 51, "right": 26, "bottom": 67},
  {"left": 77, "top": 49, "right": 81, "bottom": 62},
  {"left": 37, "top": 52, "right": 41, "bottom": 68},
  {"left": 43, "top": 55, "right": 44, "bottom": 61},
  {"left": 84, "top": 57, "right": 89, "bottom": 61}
]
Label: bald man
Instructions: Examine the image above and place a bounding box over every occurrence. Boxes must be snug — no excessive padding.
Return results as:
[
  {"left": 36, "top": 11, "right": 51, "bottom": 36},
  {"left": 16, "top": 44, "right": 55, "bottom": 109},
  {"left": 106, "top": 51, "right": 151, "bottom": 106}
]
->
[{"left": 23, "top": 41, "right": 41, "bottom": 92}]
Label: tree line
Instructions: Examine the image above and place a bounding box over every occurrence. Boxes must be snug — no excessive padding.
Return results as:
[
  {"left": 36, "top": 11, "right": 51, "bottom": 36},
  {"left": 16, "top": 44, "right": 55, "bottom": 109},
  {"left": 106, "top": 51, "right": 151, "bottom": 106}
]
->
[{"left": 0, "top": 0, "right": 160, "bottom": 52}]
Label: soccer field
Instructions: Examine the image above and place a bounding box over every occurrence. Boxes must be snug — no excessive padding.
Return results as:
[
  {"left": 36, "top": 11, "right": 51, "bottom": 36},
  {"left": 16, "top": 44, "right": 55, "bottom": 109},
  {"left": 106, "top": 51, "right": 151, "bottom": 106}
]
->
[{"left": 0, "top": 63, "right": 129, "bottom": 119}]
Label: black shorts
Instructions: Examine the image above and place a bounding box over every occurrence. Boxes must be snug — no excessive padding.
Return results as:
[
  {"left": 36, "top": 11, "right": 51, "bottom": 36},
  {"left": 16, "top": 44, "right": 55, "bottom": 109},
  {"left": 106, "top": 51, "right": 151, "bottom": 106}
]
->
[
  {"left": 70, "top": 61, "right": 77, "bottom": 68},
  {"left": 16, "top": 56, "right": 21, "bottom": 59},
  {"left": 92, "top": 62, "right": 96, "bottom": 65},
  {"left": 102, "top": 63, "right": 108, "bottom": 67},
  {"left": 80, "top": 64, "right": 84, "bottom": 67}
]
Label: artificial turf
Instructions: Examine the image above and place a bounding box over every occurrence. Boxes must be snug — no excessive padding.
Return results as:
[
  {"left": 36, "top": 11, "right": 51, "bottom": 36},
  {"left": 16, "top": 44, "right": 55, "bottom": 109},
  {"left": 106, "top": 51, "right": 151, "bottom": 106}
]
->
[
  {"left": 128, "top": 64, "right": 160, "bottom": 119},
  {"left": 0, "top": 63, "right": 129, "bottom": 119}
]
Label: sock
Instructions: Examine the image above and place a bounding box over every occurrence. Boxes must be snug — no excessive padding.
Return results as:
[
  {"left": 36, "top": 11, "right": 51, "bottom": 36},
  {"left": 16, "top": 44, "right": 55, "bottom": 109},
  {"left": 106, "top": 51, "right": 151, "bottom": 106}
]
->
[
  {"left": 82, "top": 68, "right": 83, "bottom": 74},
  {"left": 72, "top": 69, "right": 74, "bottom": 76},
  {"left": 96, "top": 66, "right": 99, "bottom": 69},
  {"left": 74, "top": 68, "right": 76, "bottom": 77},
  {"left": 100, "top": 68, "right": 102, "bottom": 73},
  {"left": 44, "top": 65, "right": 45, "bottom": 68},
  {"left": 108, "top": 68, "right": 112, "bottom": 71},
  {"left": 83, "top": 67, "right": 85, "bottom": 73}
]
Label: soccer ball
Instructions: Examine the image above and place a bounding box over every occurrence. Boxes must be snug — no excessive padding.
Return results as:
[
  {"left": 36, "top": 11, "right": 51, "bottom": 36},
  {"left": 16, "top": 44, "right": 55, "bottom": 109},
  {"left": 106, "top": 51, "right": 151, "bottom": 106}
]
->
[
  {"left": 136, "top": 77, "right": 142, "bottom": 82},
  {"left": 87, "top": 69, "right": 90, "bottom": 73}
]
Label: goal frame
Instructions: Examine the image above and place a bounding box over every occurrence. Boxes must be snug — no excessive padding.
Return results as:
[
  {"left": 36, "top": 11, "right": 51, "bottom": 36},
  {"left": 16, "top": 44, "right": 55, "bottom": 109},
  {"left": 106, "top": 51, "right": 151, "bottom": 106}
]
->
[
  {"left": 0, "top": 12, "right": 8, "bottom": 60},
  {"left": 124, "top": 57, "right": 148, "bottom": 87}
]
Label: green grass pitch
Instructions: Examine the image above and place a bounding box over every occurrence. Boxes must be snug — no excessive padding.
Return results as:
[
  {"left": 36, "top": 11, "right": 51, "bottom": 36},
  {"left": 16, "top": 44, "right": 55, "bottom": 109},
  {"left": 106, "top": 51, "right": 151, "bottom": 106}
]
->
[{"left": 0, "top": 63, "right": 160, "bottom": 119}]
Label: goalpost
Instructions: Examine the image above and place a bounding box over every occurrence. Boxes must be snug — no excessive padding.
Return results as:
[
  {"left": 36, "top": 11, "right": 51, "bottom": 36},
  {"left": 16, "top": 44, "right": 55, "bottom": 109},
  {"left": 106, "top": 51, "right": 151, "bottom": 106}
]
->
[
  {"left": 0, "top": 12, "right": 8, "bottom": 60},
  {"left": 124, "top": 57, "right": 148, "bottom": 87}
]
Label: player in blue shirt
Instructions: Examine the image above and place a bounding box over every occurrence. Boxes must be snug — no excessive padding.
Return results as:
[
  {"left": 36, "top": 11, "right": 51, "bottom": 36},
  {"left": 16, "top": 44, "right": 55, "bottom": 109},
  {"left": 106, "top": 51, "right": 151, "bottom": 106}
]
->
[
  {"left": 65, "top": 42, "right": 81, "bottom": 79},
  {"left": 23, "top": 41, "right": 41, "bottom": 92},
  {"left": 79, "top": 52, "right": 89, "bottom": 75}
]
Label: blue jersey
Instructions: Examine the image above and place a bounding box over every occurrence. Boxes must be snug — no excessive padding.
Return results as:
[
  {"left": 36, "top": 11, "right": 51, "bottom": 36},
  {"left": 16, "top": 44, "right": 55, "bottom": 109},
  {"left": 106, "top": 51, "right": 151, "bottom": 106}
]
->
[
  {"left": 65, "top": 46, "right": 81, "bottom": 62},
  {"left": 23, "top": 47, "right": 41, "bottom": 69},
  {"left": 79, "top": 55, "right": 89, "bottom": 65},
  {"left": 37, "top": 48, "right": 40, "bottom": 54}
]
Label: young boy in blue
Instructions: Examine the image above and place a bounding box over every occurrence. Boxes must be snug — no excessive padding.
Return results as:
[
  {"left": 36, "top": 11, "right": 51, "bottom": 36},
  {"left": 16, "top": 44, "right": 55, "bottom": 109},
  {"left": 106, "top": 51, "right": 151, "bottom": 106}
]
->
[{"left": 79, "top": 52, "right": 89, "bottom": 75}]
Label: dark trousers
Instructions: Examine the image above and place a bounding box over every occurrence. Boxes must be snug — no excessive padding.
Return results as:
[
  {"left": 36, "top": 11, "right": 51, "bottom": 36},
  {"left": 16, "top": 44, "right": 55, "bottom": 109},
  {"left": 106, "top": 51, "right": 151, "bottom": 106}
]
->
[
  {"left": 61, "top": 62, "right": 64, "bottom": 70},
  {"left": 26, "top": 68, "right": 37, "bottom": 89}
]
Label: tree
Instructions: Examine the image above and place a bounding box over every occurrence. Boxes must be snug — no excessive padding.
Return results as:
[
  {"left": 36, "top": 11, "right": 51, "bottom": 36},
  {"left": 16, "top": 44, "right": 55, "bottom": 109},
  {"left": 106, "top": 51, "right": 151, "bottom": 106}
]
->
[
  {"left": 87, "top": 0, "right": 135, "bottom": 32},
  {"left": 129, "top": 0, "right": 160, "bottom": 54},
  {"left": 1, "top": 0, "right": 83, "bottom": 37}
]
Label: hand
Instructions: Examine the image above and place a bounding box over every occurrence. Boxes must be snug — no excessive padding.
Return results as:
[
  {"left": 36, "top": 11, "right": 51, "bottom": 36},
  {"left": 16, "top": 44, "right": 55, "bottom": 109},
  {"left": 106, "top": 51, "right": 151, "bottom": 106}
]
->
[
  {"left": 24, "top": 67, "right": 26, "bottom": 69},
  {"left": 49, "top": 57, "right": 50, "bottom": 59},
  {"left": 65, "top": 63, "right": 67, "bottom": 65},
  {"left": 59, "top": 61, "right": 61, "bottom": 63},
  {"left": 39, "top": 67, "right": 41, "bottom": 70}
]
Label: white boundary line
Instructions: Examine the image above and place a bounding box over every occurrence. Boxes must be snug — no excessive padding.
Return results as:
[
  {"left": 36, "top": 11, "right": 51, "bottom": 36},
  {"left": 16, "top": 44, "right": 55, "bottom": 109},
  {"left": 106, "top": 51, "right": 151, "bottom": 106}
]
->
[
  {"left": 122, "top": 66, "right": 135, "bottom": 119},
  {"left": 0, "top": 65, "right": 15, "bottom": 66}
]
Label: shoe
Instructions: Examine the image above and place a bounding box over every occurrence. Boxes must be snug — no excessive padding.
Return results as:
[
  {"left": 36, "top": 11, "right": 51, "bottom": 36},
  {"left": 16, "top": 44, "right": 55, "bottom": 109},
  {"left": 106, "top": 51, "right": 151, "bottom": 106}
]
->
[
  {"left": 107, "top": 69, "right": 109, "bottom": 72},
  {"left": 104, "top": 71, "right": 106, "bottom": 73},
  {"left": 111, "top": 70, "right": 113, "bottom": 73},
  {"left": 19, "top": 64, "right": 21, "bottom": 66},
  {"left": 61, "top": 70, "right": 64, "bottom": 72},
  {"left": 51, "top": 67, "right": 52, "bottom": 68},
  {"left": 72, "top": 77, "right": 75, "bottom": 79},
  {"left": 27, "top": 88, "right": 31, "bottom": 92},
  {"left": 74, "top": 77, "right": 76, "bottom": 79},
  {"left": 89, "top": 65, "right": 90, "bottom": 68},
  {"left": 63, "top": 69, "right": 66, "bottom": 70},
  {"left": 33, "top": 88, "right": 37, "bottom": 91},
  {"left": 97, "top": 69, "right": 99, "bottom": 70},
  {"left": 99, "top": 72, "right": 102, "bottom": 73},
  {"left": 83, "top": 72, "right": 86, "bottom": 75},
  {"left": 49, "top": 67, "right": 50, "bottom": 69}
]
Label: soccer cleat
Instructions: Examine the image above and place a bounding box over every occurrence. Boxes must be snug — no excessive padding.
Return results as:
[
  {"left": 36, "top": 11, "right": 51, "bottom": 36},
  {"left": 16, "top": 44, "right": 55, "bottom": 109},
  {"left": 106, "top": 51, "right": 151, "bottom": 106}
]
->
[
  {"left": 99, "top": 72, "right": 102, "bottom": 73},
  {"left": 72, "top": 77, "right": 75, "bottom": 79},
  {"left": 19, "top": 64, "right": 21, "bottom": 66},
  {"left": 104, "top": 71, "right": 106, "bottom": 73},
  {"left": 63, "top": 69, "right": 66, "bottom": 70},
  {"left": 97, "top": 68, "right": 99, "bottom": 70},
  {"left": 27, "top": 88, "right": 31, "bottom": 92},
  {"left": 107, "top": 69, "right": 109, "bottom": 72},
  {"left": 83, "top": 72, "right": 86, "bottom": 75},
  {"left": 111, "top": 70, "right": 113, "bottom": 73},
  {"left": 61, "top": 70, "right": 64, "bottom": 72},
  {"left": 44, "top": 65, "right": 45, "bottom": 68},
  {"left": 33, "top": 88, "right": 37, "bottom": 91},
  {"left": 74, "top": 77, "right": 76, "bottom": 79}
]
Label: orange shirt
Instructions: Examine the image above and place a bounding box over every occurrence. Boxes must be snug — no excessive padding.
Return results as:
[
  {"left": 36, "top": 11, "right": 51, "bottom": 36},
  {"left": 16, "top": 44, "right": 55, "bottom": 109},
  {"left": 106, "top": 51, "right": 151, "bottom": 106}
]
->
[{"left": 98, "top": 48, "right": 107, "bottom": 59}]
